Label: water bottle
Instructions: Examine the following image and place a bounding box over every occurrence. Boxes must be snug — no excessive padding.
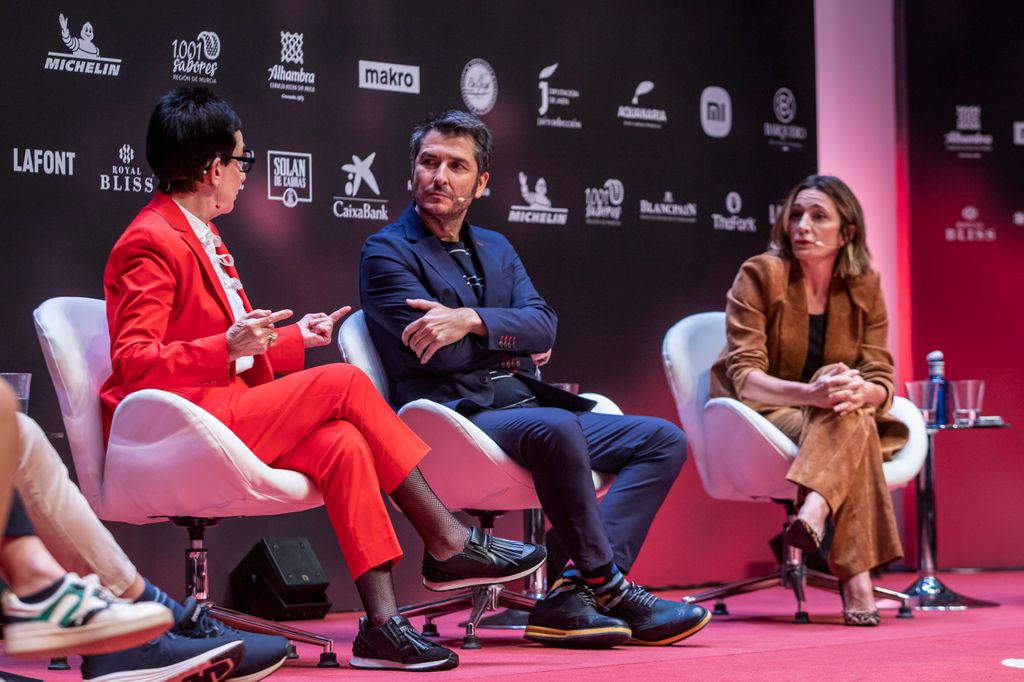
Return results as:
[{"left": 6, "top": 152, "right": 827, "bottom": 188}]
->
[{"left": 926, "top": 350, "right": 948, "bottom": 426}]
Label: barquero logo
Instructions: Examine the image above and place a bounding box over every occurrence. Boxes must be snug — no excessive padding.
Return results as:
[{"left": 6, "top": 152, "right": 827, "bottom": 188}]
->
[
  {"left": 268, "top": 32, "right": 316, "bottom": 102},
  {"left": 172, "top": 30, "right": 220, "bottom": 84},
  {"left": 359, "top": 60, "right": 420, "bottom": 94},
  {"left": 99, "top": 143, "right": 154, "bottom": 193},
  {"left": 332, "top": 152, "right": 389, "bottom": 221},
  {"left": 508, "top": 172, "right": 569, "bottom": 225},
  {"left": 461, "top": 58, "right": 497, "bottom": 115},
  {"left": 639, "top": 191, "right": 697, "bottom": 224},
  {"left": 267, "top": 151, "right": 312, "bottom": 208},
  {"left": 584, "top": 179, "right": 624, "bottom": 226},
  {"left": 617, "top": 81, "right": 667, "bottom": 130},
  {"left": 536, "top": 63, "right": 581, "bottom": 130},
  {"left": 712, "top": 191, "right": 757, "bottom": 232},
  {"left": 763, "top": 87, "right": 807, "bottom": 152},
  {"left": 43, "top": 13, "right": 121, "bottom": 77}
]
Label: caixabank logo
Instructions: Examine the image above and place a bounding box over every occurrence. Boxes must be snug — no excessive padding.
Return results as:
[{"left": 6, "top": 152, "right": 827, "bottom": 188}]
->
[
  {"left": 268, "top": 31, "right": 316, "bottom": 102},
  {"left": 332, "top": 152, "right": 389, "bottom": 222},
  {"left": 267, "top": 151, "right": 312, "bottom": 208},
  {"left": 99, "top": 143, "right": 154, "bottom": 193},
  {"left": 43, "top": 13, "right": 122, "bottom": 77}
]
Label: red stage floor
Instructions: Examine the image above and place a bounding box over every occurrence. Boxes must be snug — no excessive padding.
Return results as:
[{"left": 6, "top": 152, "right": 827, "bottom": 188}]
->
[{"left": 3, "top": 571, "right": 1023, "bottom": 680}]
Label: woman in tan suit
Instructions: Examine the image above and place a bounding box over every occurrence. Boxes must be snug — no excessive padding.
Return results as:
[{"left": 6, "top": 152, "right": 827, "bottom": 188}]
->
[{"left": 710, "top": 175, "right": 908, "bottom": 626}]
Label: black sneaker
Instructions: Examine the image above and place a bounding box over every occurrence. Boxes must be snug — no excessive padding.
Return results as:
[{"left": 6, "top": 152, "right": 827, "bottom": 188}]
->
[
  {"left": 524, "top": 576, "right": 631, "bottom": 649},
  {"left": 422, "top": 527, "right": 547, "bottom": 591},
  {"left": 350, "top": 615, "right": 458, "bottom": 672},
  {"left": 598, "top": 581, "right": 711, "bottom": 646},
  {"left": 175, "top": 599, "right": 289, "bottom": 682},
  {"left": 81, "top": 631, "right": 243, "bottom": 682}
]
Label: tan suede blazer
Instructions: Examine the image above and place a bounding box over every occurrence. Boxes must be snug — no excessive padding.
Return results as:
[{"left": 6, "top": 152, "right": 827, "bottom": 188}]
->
[{"left": 709, "top": 252, "right": 907, "bottom": 455}]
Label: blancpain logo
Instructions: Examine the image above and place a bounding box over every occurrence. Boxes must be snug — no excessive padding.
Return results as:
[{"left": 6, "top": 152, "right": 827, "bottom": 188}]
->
[
  {"left": 99, "top": 143, "right": 154, "bottom": 193},
  {"left": 763, "top": 87, "right": 807, "bottom": 152},
  {"left": 944, "top": 105, "right": 992, "bottom": 158},
  {"left": 267, "top": 150, "right": 312, "bottom": 208},
  {"left": 171, "top": 30, "right": 220, "bottom": 83},
  {"left": 536, "top": 63, "right": 582, "bottom": 130},
  {"left": 700, "top": 86, "right": 732, "bottom": 138},
  {"left": 43, "top": 13, "right": 121, "bottom": 77},
  {"left": 584, "top": 179, "right": 624, "bottom": 226},
  {"left": 359, "top": 60, "right": 420, "bottom": 94},
  {"left": 947, "top": 204, "right": 995, "bottom": 242},
  {"left": 332, "top": 152, "right": 389, "bottom": 221},
  {"left": 712, "top": 191, "right": 757, "bottom": 232},
  {"left": 639, "top": 191, "right": 697, "bottom": 224},
  {"left": 12, "top": 147, "right": 76, "bottom": 175},
  {"left": 508, "top": 172, "right": 569, "bottom": 224},
  {"left": 268, "top": 32, "right": 315, "bottom": 102},
  {"left": 460, "top": 58, "right": 497, "bottom": 115},
  {"left": 617, "top": 81, "right": 667, "bottom": 130}
]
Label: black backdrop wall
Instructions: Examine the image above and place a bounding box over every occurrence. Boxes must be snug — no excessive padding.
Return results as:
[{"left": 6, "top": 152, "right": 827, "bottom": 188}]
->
[{"left": 2, "top": 1, "right": 816, "bottom": 609}]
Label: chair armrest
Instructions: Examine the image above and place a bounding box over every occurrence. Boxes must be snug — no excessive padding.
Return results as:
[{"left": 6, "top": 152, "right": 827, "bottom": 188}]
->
[
  {"left": 882, "top": 396, "right": 928, "bottom": 489},
  {"left": 580, "top": 392, "right": 623, "bottom": 416}
]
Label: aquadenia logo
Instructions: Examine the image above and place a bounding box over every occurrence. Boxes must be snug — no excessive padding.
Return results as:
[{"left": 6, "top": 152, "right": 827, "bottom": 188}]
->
[
  {"left": 43, "top": 13, "right": 121, "bottom": 77},
  {"left": 944, "top": 105, "right": 992, "bottom": 158},
  {"left": 946, "top": 204, "right": 995, "bottom": 242},
  {"left": 332, "top": 152, "right": 389, "bottom": 221},
  {"left": 617, "top": 81, "right": 667, "bottom": 130},
  {"left": 584, "top": 179, "right": 624, "bottom": 226},
  {"left": 171, "top": 30, "right": 220, "bottom": 84},
  {"left": 763, "top": 87, "right": 807, "bottom": 152},
  {"left": 461, "top": 58, "right": 497, "bottom": 115},
  {"left": 639, "top": 191, "right": 697, "bottom": 224},
  {"left": 508, "top": 172, "right": 569, "bottom": 224},
  {"left": 700, "top": 86, "right": 732, "bottom": 138},
  {"left": 536, "top": 63, "right": 581, "bottom": 130},
  {"left": 99, "top": 143, "right": 154, "bottom": 193},
  {"left": 12, "top": 147, "right": 76, "bottom": 175},
  {"left": 712, "top": 191, "right": 757, "bottom": 232},
  {"left": 268, "top": 31, "right": 316, "bottom": 102},
  {"left": 267, "top": 151, "right": 312, "bottom": 208}
]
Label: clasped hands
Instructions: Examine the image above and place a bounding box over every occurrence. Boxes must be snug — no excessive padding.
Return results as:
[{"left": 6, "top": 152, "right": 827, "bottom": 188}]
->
[
  {"left": 805, "top": 363, "right": 871, "bottom": 415},
  {"left": 226, "top": 306, "right": 351, "bottom": 361}
]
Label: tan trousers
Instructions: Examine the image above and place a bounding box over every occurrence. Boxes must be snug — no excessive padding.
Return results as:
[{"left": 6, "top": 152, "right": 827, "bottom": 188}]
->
[{"left": 761, "top": 370, "right": 903, "bottom": 580}]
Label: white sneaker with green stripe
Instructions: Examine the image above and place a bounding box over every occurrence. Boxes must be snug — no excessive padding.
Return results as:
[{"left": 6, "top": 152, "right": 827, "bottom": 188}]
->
[{"left": 2, "top": 573, "right": 174, "bottom": 659}]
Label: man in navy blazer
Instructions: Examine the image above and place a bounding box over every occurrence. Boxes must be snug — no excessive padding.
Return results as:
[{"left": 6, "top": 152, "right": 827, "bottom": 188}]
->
[{"left": 360, "top": 110, "right": 710, "bottom": 648}]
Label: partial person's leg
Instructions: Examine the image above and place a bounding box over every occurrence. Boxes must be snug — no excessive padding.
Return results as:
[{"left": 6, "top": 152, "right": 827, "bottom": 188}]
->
[{"left": 0, "top": 381, "right": 18, "bottom": 532}]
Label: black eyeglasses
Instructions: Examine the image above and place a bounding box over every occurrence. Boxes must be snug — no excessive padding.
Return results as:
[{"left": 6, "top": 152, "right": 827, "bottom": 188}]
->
[{"left": 221, "top": 148, "right": 256, "bottom": 173}]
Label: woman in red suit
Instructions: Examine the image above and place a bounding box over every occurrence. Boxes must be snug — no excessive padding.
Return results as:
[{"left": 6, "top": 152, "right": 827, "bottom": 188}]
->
[{"left": 101, "top": 86, "right": 544, "bottom": 672}]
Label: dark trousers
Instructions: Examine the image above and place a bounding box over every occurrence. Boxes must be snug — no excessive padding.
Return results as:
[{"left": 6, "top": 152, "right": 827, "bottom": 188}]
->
[
  {"left": 467, "top": 407, "right": 687, "bottom": 574},
  {"left": 4, "top": 493, "right": 35, "bottom": 537}
]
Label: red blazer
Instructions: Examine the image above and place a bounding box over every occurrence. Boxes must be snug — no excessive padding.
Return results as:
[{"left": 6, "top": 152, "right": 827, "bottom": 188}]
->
[{"left": 101, "top": 192, "right": 304, "bottom": 438}]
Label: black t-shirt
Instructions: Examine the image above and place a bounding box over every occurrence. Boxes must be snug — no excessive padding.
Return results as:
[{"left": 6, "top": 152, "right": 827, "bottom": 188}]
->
[{"left": 800, "top": 313, "right": 828, "bottom": 383}]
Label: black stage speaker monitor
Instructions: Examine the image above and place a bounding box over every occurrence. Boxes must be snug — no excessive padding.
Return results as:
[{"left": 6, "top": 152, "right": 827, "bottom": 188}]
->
[{"left": 230, "top": 537, "right": 332, "bottom": 620}]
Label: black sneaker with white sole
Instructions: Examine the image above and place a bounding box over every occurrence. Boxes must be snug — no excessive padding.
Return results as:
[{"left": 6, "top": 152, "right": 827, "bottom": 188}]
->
[
  {"left": 350, "top": 615, "right": 458, "bottom": 672},
  {"left": 80, "top": 631, "right": 243, "bottom": 682},
  {"left": 422, "top": 527, "right": 546, "bottom": 591},
  {"left": 174, "top": 599, "right": 288, "bottom": 682}
]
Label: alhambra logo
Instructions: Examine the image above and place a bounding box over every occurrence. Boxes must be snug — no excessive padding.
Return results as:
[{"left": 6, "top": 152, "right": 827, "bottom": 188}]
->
[
  {"left": 508, "top": 172, "right": 569, "bottom": 224},
  {"left": 944, "top": 105, "right": 993, "bottom": 158},
  {"left": 99, "top": 143, "right": 155, "bottom": 193},
  {"left": 536, "top": 63, "right": 582, "bottom": 130},
  {"left": 332, "top": 152, "right": 389, "bottom": 221},
  {"left": 43, "top": 13, "right": 122, "bottom": 77},
  {"left": 267, "top": 31, "right": 316, "bottom": 102},
  {"left": 171, "top": 30, "right": 220, "bottom": 84},
  {"left": 617, "top": 81, "right": 667, "bottom": 130},
  {"left": 267, "top": 150, "right": 312, "bottom": 208}
]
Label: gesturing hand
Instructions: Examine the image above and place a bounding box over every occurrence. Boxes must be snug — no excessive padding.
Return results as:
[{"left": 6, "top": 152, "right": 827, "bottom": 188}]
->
[
  {"left": 226, "top": 309, "right": 292, "bottom": 361},
  {"left": 297, "top": 306, "right": 352, "bottom": 348},
  {"left": 402, "top": 298, "right": 481, "bottom": 364}
]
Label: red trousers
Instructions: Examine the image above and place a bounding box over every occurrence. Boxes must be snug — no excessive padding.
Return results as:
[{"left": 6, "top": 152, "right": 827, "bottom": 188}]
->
[{"left": 195, "top": 363, "right": 428, "bottom": 579}]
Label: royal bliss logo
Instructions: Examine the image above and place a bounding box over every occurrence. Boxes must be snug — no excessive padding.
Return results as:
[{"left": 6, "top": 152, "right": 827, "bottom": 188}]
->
[
  {"left": 639, "top": 191, "right": 697, "bottom": 224},
  {"left": 700, "top": 86, "right": 732, "bottom": 138},
  {"left": 712, "top": 191, "right": 757, "bottom": 232},
  {"left": 763, "top": 87, "right": 807, "bottom": 152},
  {"left": 946, "top": 204, "right": 995, "bottom": 242},
  {"left": 12, "top": 147, "right": 76, "bottom": 175},
  {"left": 99, "top": 144, "right": 154, "bottom": 193},
  {"left": 171, "top": 30, "right": 220, "bottom": 83},
  {"left": 267, "top": 151, "right": 312, "bottom": 208},
  {"left": 945, "top": 105, "right": 992, "bottom": 158},
  {"left": 268, "top": 32, "right": 316, "bottom": 101},
  {"left": 44, "top": 13, "right": 121, "bottom": 77},
  {"left": 617, "top": 81, "right": 667, "bottom": 130},
  {"left": 332, "top": 152, "right": 389, "bottom": 221},
  {"left": 359, "top": 60, "right": 420, "bottom": 94},
  {"left": 537, "top": 63, "right": 581, "bottom": 130},
  {"left": 508, "top": 172, "right": 568, "bottom": 225},
  {"left": 584, "top": 179, "right": 624, "bottom": 226},
  {"left": 460, "top": 58, "right": 497, "bottom": 115}
]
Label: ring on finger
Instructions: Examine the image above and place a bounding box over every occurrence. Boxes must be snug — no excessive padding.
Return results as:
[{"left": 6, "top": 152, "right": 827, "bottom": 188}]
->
[{"left": 268, "top": 331, "right": 278, "bottom": 346}]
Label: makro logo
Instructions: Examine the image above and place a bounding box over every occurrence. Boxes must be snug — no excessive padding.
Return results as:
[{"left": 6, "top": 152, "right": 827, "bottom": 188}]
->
[
  {"left": 584, "top": 179, "right": 624, "bottom": 226},
  {"left": 332, "top": 152, "right": 389, "bottom": 221},
  {"left": 944, "top": 105, "right": 992, "bottom": 158},
  {"left": 508, "top": 172, "right": 569, "bottom": 224},
  {"left": 43, "top": 13, "right": 121, "bottom": 77},
  {"left": 639, "top": 191, "right": 697, "bottom": 224},
  {"left": 359, "top": 60, "right": 420, "bottom": 94},
  {"left": 172, "top": 30, "right": 220, "bottom": 83},
  {"left": 268, "top": 32, "right": 316, "bottom": 102},
  {"left": 536, "top": 63, "right": 582, "bottom": 130},
  {"left": 617, "top": 81, "right": 667, "bottom": 130},
  {"left": 763, "top": 87, "right": 807, "bottom": 152},
  {"left": 700, "top": 86, "right": 731, "bottom": 138},
  {"left": 12, "top": 147, "right": 76, "bottom": 175},
  {"left": 267, "top": 151, "right": 312, "bottom": 207},
  {"left": 99, "top": 143, "right": 154, "bottom": 193},
  {"left": 947, "top": 204, "right": 995, "bottom": 242},
  {"left": 461, "top": 58, "right": 497, "bottom": 115},
  {"left": 712, "top": 191, "right": 757, "bottom": 232}
]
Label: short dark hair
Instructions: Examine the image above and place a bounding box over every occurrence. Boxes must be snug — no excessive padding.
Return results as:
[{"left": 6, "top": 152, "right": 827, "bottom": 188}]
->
[
  {"left": 409, "top": 110, "right": 493, "bottom": 175},
  {"left": 146, "top": 86, "right": 241, "bottom": 194},
  {"left": 769, "top": 174, "right": 872, "bottom": 278}
]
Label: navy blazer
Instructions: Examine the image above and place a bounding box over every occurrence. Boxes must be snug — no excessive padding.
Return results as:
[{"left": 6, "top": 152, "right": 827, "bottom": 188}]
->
[{"left": 360, "top": 203, "right": 595, "bottom": 413}]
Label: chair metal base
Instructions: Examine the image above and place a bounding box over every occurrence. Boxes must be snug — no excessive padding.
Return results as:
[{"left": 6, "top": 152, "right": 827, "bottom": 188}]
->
[{"left": 903, "top": 574, "right": 999, "bottom": 610}]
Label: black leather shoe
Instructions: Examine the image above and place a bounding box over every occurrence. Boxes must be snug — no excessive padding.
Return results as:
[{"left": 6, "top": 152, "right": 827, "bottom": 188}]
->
[
  {"left": 350, "top": 615, "right": 458, "bottom": 671},
  {"left": 524, "top": 576, "right": 631, "bottom": 649},
  {"left": 422, "top": 527, "right": 547, "bottom": 591},
  {"left": 599, "top": 582, "right": 711, "bottom": 646}
]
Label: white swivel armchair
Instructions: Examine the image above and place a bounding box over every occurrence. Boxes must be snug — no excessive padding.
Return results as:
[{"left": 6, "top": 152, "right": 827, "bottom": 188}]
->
[
  {"left": 339, "top": 309, "right": 618, "bottom": 647},
  {"left": 662, "top": 312, "right": 927, "bottom": 622},
  {"left": 33, "top": 296, "right": 340, "bottom": 666}
]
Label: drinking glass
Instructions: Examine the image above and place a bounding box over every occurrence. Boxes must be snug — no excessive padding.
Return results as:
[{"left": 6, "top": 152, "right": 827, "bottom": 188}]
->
[
  {"left": 904, "top": 380, "right": 938, "bottom": 425},
  {"left": 950, "top": 379, "right": 985, "bottom": 426},
  {"left": 0, "top": 373, "right": 31, "bottom": 413}
]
